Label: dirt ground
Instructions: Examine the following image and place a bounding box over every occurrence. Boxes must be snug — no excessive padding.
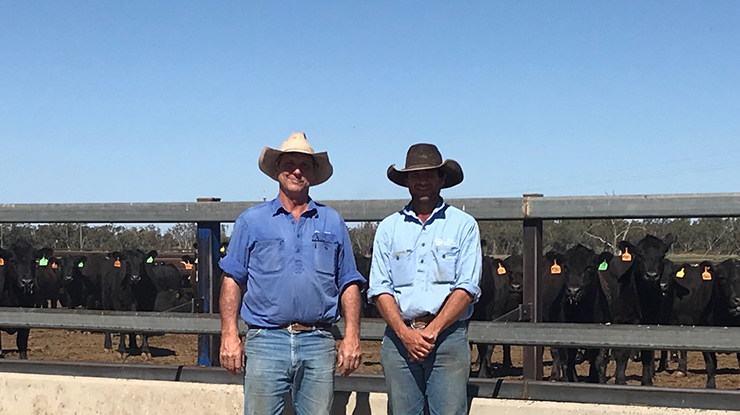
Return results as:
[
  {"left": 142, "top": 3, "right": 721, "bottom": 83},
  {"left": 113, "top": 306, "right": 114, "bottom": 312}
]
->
[{"left": 2, "top": 329, "right": 739, "bottom": 389}]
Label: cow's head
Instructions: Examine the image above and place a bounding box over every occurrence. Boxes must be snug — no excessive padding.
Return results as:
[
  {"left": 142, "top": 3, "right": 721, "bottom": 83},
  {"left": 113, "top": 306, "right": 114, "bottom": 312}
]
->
[
  {"left": 635, "top": 234, "right": 674, "bottom": 282},
  {"left": 714, "top": 259, "right": 740, "bottom": 317},
  {"left": 10, "top": 241, "right": 36, "bottom": 296},
  {"left": 562, "top": 244, "right": 599, "bottom": 305}
]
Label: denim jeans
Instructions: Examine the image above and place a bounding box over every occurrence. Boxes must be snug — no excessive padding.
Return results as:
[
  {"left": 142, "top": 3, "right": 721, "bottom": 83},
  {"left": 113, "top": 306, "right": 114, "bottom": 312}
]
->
[
  {"left": 380, "top": 320, "right": 470, "bottom": 415},
  {"left": 243, "top": 327, "right": 336, "bottom": 415}
]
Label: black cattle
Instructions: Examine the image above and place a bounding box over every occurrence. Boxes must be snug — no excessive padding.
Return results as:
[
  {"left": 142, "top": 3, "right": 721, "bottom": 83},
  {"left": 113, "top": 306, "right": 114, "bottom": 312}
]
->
[
  {"left": 0, "top": 241, "right": 38, "bottom": 359},
  {"left": 550, "top": 245, "right": 608, "bottom": 383},
  {"left": 354, "top": 253, "right": 379, "bottom": 318},
  {"left": 596, "top": 250, "right": 643, "bottom": 384},
  {"left": 620, "top": 234, "right": 675, "bottom": 385},
  {"left": 33, "top": 247, "right": 60, "bottom": 308},
  {"left": 707, "top": 259, "right": 740, "bottom": 387},
  {"left": 659, "top": 260, "right": 715, "bottom": 387},
  {"left": 154, "top": 288, "right": 195, "bottom": 312},
  {"left": 470, "top": 253, "right": 495, "bottom": 377},
  {"left": 479, "top": 254, "right": 523, "bottom": 375},
  {"left": 101, "top": 250, "right": 143, "bottom": 356},
  {"left": 542, "top": 251, "right": 568, "bottom": 381}
]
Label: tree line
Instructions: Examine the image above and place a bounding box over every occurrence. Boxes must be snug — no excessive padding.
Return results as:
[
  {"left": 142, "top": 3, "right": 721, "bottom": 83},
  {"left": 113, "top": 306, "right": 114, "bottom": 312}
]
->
[
  {"left": 3, "top": 218, "right": 739, "bottom": 259},
  {"left": 349, "top": 218, "right": 740, "bottom": 258}
]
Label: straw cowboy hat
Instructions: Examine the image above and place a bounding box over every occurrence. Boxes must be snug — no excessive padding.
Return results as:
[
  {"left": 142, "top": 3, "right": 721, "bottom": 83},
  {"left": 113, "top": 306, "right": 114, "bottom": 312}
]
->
[
  {"left": 387, "top": 143, "right": 464, "bottom": 189},
  {"left": 258, "top": 132, "right": 333, "bottom": 185}
]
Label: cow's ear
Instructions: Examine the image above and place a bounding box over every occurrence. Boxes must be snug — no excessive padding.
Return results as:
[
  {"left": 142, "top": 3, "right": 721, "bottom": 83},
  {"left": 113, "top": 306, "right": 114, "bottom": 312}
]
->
[
  {"left": 480, "top": 239, "right": 487, "bottom": 248},
  {"left": 618, "top": 240, "right": 639, "bottom": 256},
  {"left": 147, "top": 250, "right": 158, "bottom": 259},
  {"left": 181, "top": 255, "right": 192, "bottom": 264},
  {"left": 107, "top": 251, "right": 121, "bottom": 259},
  {"left": 663, "top": 233, "right": 676, "bottom": 248},
  {"left": 598, "top": 252, "right": 613, "bottom": 268}
]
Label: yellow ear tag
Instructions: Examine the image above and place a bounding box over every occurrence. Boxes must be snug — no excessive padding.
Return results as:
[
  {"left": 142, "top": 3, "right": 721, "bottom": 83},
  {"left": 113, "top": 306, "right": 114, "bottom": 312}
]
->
[
  {"left": 0, "top": 258, "right": 4, "bottom": 266},
  {"left": 702, "top": 267, "right": 712, "bottom": 281},
  {"left": 114, "top": 259, "right": 121, "bottom": 268},
  {"left": 676, "top": 268, "right": 685, "bottom": 278},
  {"left": 220, "top": 246, "right": 226, "bottom": 253},
  {"left": 51, "top": 262, "right": 58, "bottom": 269},
  {"left": 550, "top": 259, "right": 562, "bottom": 275},
  {"left": 497, "top": 263, "right": 507, "bottom": 275},
  {"left": 621, "top": 247, "right": 632, "bottom": 262},
  {"left": 184, "top": 263, "right": 193, "bottom": 270}
]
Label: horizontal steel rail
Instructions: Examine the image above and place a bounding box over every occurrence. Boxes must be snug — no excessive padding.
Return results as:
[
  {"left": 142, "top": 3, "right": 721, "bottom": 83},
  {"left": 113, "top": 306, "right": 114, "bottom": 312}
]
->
[
  {"left": 2, "top": 309, "right": 740, "bottom": 351},
  {"left": 3, "top": 193, "right": 740, "bottom": 223},
  {"left": 2, "top": 360, "right": 739, "bottom": 411}
]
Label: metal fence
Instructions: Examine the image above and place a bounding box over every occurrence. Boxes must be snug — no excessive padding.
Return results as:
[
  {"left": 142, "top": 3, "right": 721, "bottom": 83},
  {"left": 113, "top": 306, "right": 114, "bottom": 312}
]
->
[{"left": 3, "top": 193, "right": 740, "bottom": 409}]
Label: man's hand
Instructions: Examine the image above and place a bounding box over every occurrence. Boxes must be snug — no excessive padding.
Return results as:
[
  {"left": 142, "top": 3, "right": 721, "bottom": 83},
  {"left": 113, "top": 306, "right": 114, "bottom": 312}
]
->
[
  {"left": 399, "top": 328, "right": 435, "bottom": 361},
  {"left": 337, "top": 336, "right": 362, "bottom": 377},
  {"left": 220, "top": 333, "right": 244, "bottom": 375}
]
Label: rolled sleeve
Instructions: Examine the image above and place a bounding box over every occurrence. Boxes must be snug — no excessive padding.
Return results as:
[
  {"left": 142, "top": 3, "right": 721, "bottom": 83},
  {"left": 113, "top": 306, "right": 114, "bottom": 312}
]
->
[
  {"left": 453, "top": 220, "right": 482, "bottom": 303},
  {"left": 337, "top": 221, "right": 366, "bottom": 293},
  {"left": 367, "top": 221, "right": 395, "bottom": 301},
  {"left": 217, "top": 215, "right": 250, "bottom": 287}
]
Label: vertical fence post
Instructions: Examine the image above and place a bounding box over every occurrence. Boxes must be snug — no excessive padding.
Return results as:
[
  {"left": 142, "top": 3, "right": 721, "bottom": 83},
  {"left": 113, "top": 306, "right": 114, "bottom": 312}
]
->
[
  {"left": 196, "top": 198, "right": 222, "bottom": 367},
  {"left": 522, "top": 194, "right": 543, "bottom": 380}
]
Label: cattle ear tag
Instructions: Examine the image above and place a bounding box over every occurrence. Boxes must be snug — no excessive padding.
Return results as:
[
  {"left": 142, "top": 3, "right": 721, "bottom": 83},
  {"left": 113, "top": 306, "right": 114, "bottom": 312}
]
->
[
  {"left": 550, "top": 260, "right": 562, "bottom": 275},
  {"left": 497, "top": 263, "right": 507, "bottom": 275},
  {"left": 0, "top": 258, "right": 4, "bottom": 266},
  {"left": 146, "top": 257, "right": 154, "bottom": 264},
  {"left": 114, "top": 259, "right": 121, "bottom": 268},
  {"left": 184, "top": 263, "right": 193, "bottom": 270},
  {"left": 51, "top": 262, "right": 58, "bottom": 269},
  {"left": 598, "top": 261, "right": 608, "bottom": 271},
  {"left": 702, "top": 267, "right": 712, "bottom": 281},
  {"left": 78, "top": 262, "right": 84, "bottom": 268},
  {"left": 621, "top": 247, "right": 632, "bottom": 262},
  {"left": 39, "top": 257, "right": 49, "bottom": 267},
  {"left": 220, "top": 246, "right": 226, "bottom": 253},
  {"left": 676, "top": 268, "right": 685, "bottom": 278}
]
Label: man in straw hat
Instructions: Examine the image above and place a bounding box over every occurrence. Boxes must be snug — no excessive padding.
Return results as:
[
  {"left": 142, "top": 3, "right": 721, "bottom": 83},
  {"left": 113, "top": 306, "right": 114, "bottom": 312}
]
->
[
  {"left": 219, "top": 132, "right": 365, "bottom": 415},
  {"left": 367, "top": 143, "right": 482, "bottom": 415}
]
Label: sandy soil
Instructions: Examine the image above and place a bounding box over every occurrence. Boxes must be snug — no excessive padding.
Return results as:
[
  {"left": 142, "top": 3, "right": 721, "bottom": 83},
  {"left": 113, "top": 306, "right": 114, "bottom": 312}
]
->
[{"left": 2, "top": 329, "right": 739, "bottom": 389}]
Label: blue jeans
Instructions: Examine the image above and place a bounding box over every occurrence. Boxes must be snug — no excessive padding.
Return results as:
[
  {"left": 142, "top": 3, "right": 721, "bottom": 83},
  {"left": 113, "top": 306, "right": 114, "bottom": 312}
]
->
[
  {"left": 380, "top": 320, "right": 470, "bottom": 415},
  {"left": 243, "top": 327, "right": 336, "bottom": 415}
]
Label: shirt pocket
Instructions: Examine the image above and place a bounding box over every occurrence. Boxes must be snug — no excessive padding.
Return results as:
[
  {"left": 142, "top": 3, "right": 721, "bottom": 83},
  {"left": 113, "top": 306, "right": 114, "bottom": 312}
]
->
[
  {"left": 314, "top": 240, "right": 338, "bottom": 275},
  {"left": 251, "top": 239, "right": 285, "bottom": 275},
  {"left": 432, "top": 245, "right": 459, "bottom": 283},
  {"left": 390, "top": 250, "right": 415, "bottom": 288}
]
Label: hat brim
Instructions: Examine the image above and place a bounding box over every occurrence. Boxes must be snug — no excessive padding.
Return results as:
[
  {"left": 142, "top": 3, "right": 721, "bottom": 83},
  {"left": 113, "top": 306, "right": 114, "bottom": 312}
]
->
[
  {"left": 387, "top": 159, "right": 463, "bottom": 189},
  {"left": 258, "top": 147, "right": 333, "bottom": 185}
]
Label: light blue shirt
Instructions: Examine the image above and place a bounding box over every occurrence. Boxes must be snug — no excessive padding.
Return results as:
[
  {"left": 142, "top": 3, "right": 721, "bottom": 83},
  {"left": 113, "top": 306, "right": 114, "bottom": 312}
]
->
[
  {"left": 219, "top": 197, "right": 365, "bottom": 328},
  {"left": 367, "top": 199, "right": 482, "bottom": 321}
]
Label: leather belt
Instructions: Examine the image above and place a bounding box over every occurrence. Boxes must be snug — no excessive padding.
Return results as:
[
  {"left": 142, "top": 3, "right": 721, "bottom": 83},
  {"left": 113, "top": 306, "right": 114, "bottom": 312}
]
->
[
  {"left": 280, "top": 322, "right": 333, "bottom": 334},
  {"left": 404, "top": 314, "right": 436, "bottom": 330}
]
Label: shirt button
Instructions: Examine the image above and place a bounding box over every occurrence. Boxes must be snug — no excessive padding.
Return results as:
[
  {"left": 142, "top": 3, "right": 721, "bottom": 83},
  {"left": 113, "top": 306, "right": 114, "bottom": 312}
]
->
[
  {"left": 296, "top": 248, "right": 301, "bottom": 253},
  {"left": 421, "top": 243, "right": 425, "bottom": 247},
  {"left": 297, "top": 234, "right": 300, "bottom": 238},
  {"left": 420, "top": 259, "right": 424, "bottom": 264}
]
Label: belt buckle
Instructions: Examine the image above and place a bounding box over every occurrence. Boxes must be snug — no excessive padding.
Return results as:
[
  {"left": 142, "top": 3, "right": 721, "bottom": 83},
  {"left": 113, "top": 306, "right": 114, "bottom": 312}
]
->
[
  {"left": 410, "top": 319, "right": 427, "bottom": 330},
  {"left": 286, "top": 323, "right": 312, "bottom": 334}
]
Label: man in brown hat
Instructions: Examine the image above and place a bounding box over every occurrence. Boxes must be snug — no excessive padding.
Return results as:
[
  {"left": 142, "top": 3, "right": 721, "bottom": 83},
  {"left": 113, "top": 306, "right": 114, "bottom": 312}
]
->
[
  {"left": 219, "top": 132, "right": 365, "bottom": 415},
  {"left": 367, "top": 143, "right": 482, "bottom": 415}
]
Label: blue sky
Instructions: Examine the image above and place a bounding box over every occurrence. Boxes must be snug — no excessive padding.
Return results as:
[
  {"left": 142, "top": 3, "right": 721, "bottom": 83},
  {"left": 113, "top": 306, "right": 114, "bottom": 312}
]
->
[{"left": 1, "top": 1, "right": 739, "bottom": 205}]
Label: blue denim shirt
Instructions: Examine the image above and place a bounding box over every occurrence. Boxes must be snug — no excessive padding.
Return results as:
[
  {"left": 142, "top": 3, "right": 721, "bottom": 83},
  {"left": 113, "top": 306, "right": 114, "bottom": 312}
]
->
[
  {"left": 367, "top": 199, "right": 482, "bottom": 321},
  {"left": 219, "top": 197, "right": 365, "bottom": 328}
]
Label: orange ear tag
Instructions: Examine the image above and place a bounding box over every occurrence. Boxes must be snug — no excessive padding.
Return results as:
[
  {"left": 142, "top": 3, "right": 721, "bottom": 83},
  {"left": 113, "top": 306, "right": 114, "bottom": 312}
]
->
[
  {"left": 497, "top": 263, "right": 507, "bottom": 275},
  {"left": 0, "top": 258, "right": 4, "bottom": 266},
  {"left": 114, "top": 259, "right": 122, "bottom": 268},
  {"left": 51, "top": 263, "right": 58, "bottom": 269},
  {"left": 184, "top": 263, "right": 194, "bottom": 270},
  {"left": 550, "top": 259, "right": 562, "bottom": 275},
  {"left": 702, "top": 267, "right": 712, "bottom": 281},
  {"left": 621, "top": 247, "right": 632, "bottom": 262}
]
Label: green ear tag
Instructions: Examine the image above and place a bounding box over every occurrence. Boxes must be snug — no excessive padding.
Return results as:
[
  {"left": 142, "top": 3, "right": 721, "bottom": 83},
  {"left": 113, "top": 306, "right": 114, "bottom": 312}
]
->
[
  {"left": 78, "top": 262, "right": 84, "bottom": 268},
  {"left": 39, "top": 257, "right": 49, "bottom": 267},
  {"left": 146, "top": 257, "right": 154, "bottom": 264},
  {"left": 598, "top": 261, "right": 608, "bottom": 271}
]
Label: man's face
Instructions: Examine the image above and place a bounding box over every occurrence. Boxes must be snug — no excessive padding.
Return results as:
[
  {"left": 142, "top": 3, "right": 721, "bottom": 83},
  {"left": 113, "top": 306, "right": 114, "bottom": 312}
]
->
[
  {"left": 276, "top": 153, "right": 316, "bottom": 194},
  {"left": 405, "top": 169, "right": 444, "bottom": 203}
]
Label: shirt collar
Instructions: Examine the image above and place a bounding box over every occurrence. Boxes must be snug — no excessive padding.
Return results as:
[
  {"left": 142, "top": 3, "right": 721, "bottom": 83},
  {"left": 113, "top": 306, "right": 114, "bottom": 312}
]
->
[
  {"left": 400, "top": 197, "right": 447, "bottom": 224},
  {"left": 270, "top": 196, "right": 319, "bottom": 218}
]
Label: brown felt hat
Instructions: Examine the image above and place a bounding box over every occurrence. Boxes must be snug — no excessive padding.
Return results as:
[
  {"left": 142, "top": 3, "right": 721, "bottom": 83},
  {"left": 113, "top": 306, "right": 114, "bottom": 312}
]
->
[
  {"left": 258, "top": 132, "right": 333, "bottom": 185},
  {"left": 387, "top": 143, "right": 463, "bottom": 189}
]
